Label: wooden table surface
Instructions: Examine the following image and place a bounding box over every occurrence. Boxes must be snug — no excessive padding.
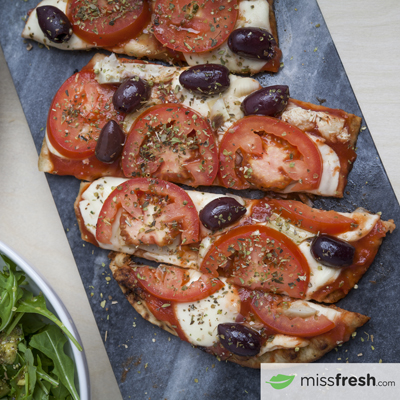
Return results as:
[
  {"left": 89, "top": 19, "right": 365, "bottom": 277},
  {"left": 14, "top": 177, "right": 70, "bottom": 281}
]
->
[{"left": 0, "top": 1, "right": 399, "bottom": 398}]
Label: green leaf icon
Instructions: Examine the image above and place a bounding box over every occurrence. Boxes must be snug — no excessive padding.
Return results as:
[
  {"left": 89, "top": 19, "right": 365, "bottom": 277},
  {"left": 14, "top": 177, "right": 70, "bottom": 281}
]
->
[{"left": 266, "top": 374, "right": 295, "bottom": 390}]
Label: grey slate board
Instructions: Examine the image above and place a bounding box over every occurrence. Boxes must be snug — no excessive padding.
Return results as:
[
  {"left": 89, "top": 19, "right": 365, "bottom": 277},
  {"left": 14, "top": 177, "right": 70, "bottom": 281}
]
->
[{"left": 1, "top": 0, "right": 400, "bottom": 399}]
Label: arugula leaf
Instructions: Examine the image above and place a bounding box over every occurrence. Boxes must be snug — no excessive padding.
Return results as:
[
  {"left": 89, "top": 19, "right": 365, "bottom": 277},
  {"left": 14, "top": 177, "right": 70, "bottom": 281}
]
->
[
  {"left": 36, "top": 355, "right": 59, "bottom": 387},
  {"left": 25, "top": 348, "right": 37, "bottom": 396},
  {"left": 19, "top": 313, "right": 47, "bottom": 335},
  {"left": 50, "top": 379, "right": 71, "bottom": 399},
  {"left": 16, "top": 292, "right": 82, "bottom": 351},
  {"left": 29, "top": 326, "right": 80, "bottom": 400},
  {"left": 0, "top": 261, "right": 24, "bottom": 331}
]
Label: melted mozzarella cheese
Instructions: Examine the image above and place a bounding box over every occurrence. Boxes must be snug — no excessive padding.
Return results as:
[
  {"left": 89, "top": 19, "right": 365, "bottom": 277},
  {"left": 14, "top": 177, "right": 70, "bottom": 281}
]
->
[
  {"left": 299, "top": 241, "right": 341, "bottom": 299},
  {"left": 282, "top": 133, "right": 341, "bottom": 196},
  {"left": 79, "top": 177, "right": 128, "bottom": 237},
  {"left": 282, "top": 106, "right": 350, "bottom": 144},
  {"left": 94, "top": 53, "right": 178, "bottom": 84},
  {"left": 45, "top": 130, "right": 67, "bottom": 159},
  {"left": 264, "top": 213, "right": 314, "bottom": 244},
  {"left": 174, "top": 278, "right": 240, "bottom": 347},
  {"left": 307, "top": 135, "right": 340, "bottom": 196},
  {"left": 187, "top": 191, "right": 245, "bottom": 214},
  {"left": 337, "top": 210, "right": 380, "bottom": 242},
  {"left": 184, "top": 0, "right": 272, "bottom": 74},
  {"left": 22, "top": 0, "right": 93, "bottom": 50},
  {"left": 258, "top": 334, "right": 309, "bottom": 355}
]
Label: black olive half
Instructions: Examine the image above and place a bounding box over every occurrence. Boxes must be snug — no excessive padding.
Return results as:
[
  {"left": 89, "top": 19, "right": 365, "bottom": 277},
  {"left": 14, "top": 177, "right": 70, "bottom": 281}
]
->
[
  {"left": 311, "top": 234, "right": 355, "bottom": 268},
  {"left": 37, "top": 6, "right": 72, "bottom": 44}
]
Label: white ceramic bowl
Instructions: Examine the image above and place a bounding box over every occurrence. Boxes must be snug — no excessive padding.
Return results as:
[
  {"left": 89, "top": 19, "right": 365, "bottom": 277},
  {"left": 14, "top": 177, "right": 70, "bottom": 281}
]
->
[{"left": 0, "top": 241, "right": 91, "bottom": 400}]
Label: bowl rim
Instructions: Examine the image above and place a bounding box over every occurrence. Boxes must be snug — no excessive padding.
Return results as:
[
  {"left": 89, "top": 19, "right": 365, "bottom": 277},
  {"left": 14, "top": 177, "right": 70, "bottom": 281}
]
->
[{"left": 0, "top": 240, "right": 91, "bottom": 400}]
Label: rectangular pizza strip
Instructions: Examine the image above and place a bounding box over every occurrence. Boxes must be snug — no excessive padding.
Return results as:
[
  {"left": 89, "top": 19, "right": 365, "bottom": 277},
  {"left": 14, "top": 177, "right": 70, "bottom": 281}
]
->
[
  {"left": 110, "top": 253, "right": 369, "bottom": 368},
  {"left": 40, "top": 53, "right": 361, "bottom": 197},
  {"left": 22, "top": 0, "right": 281, "bottom": 74},
  {"left": 75, "top": 176, "right": 395, "bottom": 303}
]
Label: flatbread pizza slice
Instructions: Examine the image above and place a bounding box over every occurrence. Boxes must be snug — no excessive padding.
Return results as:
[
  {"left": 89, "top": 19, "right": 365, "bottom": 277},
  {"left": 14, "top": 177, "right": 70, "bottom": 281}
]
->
[
  {"left": 75, "top": 176, "right": 395, "bottom": 303},
  {"left": 22, "top": 0, "right": 281, "bottom": 75},
  {"left": 110, "top": 253, "right": 369, "bottom": 367},
  {"left": 40, "top": 53, "right": 361, "bottom": 197}
]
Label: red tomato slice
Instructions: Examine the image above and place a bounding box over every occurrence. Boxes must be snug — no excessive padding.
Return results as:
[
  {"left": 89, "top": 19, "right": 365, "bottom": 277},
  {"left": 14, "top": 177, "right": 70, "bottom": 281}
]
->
[
  {"left": 96, "top": 178, "right": 200, "bottom": 245},
  {"left": 253, "top": 198, "right": 358, "bottom": 235},
  {"left": 201, "top": 225, "right": 310, "bottom": 298},
  {"left": 152, "top": 0, "right": 238, "bottom": 53},
  {"left": 47, "top": 70, "right": 125, "bottom": 160},
  {"left": 122, "top": 104, "right": 218, "bottom": 186},
  {"left": 219, "top": 116, "right": 323, "bottom": 191},
  {"left": 67, "top": 0, "right": 150, "bottom": 47},
  {"left": 250, "top": 293, "right": 335, "bottom": 337},
  {"left": 132, "top": 265, "right": 224, "bottom": 302}
]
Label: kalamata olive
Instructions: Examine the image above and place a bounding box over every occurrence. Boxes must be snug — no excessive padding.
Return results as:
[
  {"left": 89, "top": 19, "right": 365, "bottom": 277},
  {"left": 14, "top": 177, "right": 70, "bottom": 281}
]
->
[
  {"left": 37, "top": 6, "right": 72, "bottom": 44},
  {"left": 179, "top": 64, "right": 230, "bottom": 95},
  {"left": 218, "top": 323, "right": 261, "bottom": 357},
  {"left": 242, "top": 85, "right": 290, "bottom": 116},
  {"left": 228, "top": 28, "right": 277, "bottom": 60},
  {"left": 199, "top": 197, "right": 246, "bottom": 231},
  {"left": 311, "top": 234, "right": 355, "bottom": 268},
  {"left": 112, "top": 77, "right": 151, "bottom": 114},
  {"left": 95, "top": 121, "right": 125, "bottom": 164}
]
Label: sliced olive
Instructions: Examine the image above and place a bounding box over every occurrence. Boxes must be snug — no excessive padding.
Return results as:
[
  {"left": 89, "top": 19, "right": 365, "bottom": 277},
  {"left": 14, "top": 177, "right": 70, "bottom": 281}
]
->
[
  {"left": 95, "top": 121, "right": 125, "bottom": 164},
  {"left": 199, "top": 197, "right": 246, "bottom": 231},
  {"left": 242, "top": 85, "right": 290, "bottom": 116},
  {"left": 37, "top": 6, "right": 72, "bottom": 44},
  {"left": 218, "top": 323, "right": 261, "bottom": 357},
  {"left": 228, "top": 28, "right": 277, "bottom": 60},
  {"left": 112, "top": 77, "right": 151, "bottom": 114},
  {"left": 311, "top": 234, "right": 355, "bottom": 268},
  {"left": 179, "top": 64, "right": 230, "bottom": 95}
]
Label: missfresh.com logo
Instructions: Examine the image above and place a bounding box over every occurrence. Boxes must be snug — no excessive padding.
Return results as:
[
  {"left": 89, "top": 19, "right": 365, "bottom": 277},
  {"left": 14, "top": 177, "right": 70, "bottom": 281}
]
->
[
  {"left": 300, "top": 373, "right": 395, "bottom": 387},
  {"left": 261, "top": 364, "right": 399, "bottom": 399}
]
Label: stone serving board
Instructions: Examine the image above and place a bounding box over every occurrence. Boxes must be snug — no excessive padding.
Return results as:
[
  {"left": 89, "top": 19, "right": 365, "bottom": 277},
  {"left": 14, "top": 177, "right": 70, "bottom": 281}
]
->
[{"left": 1, "top": 0, "right": 400, "bottom": 399}]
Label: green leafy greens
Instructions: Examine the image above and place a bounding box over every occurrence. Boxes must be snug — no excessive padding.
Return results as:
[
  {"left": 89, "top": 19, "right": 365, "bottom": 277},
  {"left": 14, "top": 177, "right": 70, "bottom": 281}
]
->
[{"left": 0, "top": 253, "right": 82, "bottom": 400}]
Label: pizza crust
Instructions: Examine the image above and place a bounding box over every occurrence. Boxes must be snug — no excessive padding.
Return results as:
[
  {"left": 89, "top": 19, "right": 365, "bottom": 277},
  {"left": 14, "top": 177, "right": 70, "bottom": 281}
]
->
[{"left": 109, "top": 252, "right": 369, "bottom": 368}]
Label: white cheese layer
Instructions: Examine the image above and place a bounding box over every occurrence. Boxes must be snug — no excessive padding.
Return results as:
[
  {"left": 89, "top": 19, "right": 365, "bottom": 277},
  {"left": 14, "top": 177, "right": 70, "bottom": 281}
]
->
[
  {"left": 282, "top": 106, "right": 350, "bottom": 144},
  {"left": 184, "top": 0, "right": 272, "bottom": 74},
  {"left": 299, "top": 241, "right": 341, "bottom": 300},
  {"left": 79, "top": 177, "right": 128, "bottom": 238},
  {"left": 337, "top": 210, "right": 380, "bottom": 242},
  {"left": 94, "top": 54, "right": 178, "bottom": 84},
  {"left": 258, "top": 335, "right": 309, "bottom": 355},
  {"left": 22, "top": 0, "right": 93, "bottom": 50},
  {"left": 174, "top": 277, "right": 240, "bottom": 347},
  {"left": 282, "top": 133, "right": 341, "bottom": 196},
  {"left": 307, "top": 135, "right": 340, "bottom": 196},
  {"left": 45, "top": 130, "right": 67, "bottom": 159}
]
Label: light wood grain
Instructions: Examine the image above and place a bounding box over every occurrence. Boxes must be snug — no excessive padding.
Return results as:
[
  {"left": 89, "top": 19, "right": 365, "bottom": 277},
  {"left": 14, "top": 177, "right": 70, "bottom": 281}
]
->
[{"left": 0, "top": 48, "right": 122, "bottom": 400}]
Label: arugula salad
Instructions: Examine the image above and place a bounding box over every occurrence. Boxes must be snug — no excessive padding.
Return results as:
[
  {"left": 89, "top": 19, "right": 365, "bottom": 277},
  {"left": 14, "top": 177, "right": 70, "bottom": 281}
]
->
[{"left": 0, "top": 253, "right": 82, "bottom": 400}]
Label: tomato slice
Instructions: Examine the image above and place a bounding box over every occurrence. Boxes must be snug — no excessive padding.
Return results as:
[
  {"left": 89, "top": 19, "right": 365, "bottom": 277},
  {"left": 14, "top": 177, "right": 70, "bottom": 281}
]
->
[
  {"left": 96, "top": 178, "right": 200, "bottom": 245},
  {"left": 47, "top": 70, "right": 125, "bottom": 160},
  {"left": 67, "top": 0, "right": 151, "bottom": 47},
  {"left": 201, "top": 225, "right": 310, "bottom": 298},
  {"left": 152, "top": 0, "right": 239, "bottom": 53},
  {"left": 122, "top": 104, "right": 218, "bottom": 186},
  {"left": 219, "top": 116, "right": 323, "bottom": 191},
  {"left": 132, "top": 265, "right": 224, "bottom": 302},
  {"left": 250, "top": 292, "right": 335, "bottom": 337},
  {"left": 252, "top": 198, "right": 358, "bottom": 235}
]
